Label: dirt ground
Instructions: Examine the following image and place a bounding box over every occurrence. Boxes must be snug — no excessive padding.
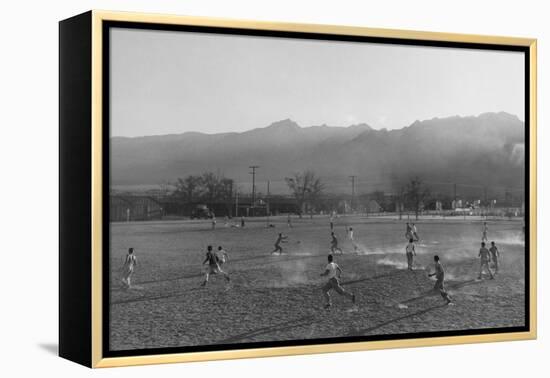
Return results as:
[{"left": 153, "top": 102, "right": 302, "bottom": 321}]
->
[{"left": 109, "top": 215, "right": 525, "bottom": 351}]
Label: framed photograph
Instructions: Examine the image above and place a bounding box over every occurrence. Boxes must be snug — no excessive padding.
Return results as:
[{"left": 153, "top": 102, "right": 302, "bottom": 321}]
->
[{"left": 59, "top": 10, "right": 537, "bottom": 368}]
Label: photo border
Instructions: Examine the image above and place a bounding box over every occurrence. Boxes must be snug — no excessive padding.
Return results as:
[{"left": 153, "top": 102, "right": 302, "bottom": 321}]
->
[{"left": 89, "top": 10, "right": 537, "bottom": 368}]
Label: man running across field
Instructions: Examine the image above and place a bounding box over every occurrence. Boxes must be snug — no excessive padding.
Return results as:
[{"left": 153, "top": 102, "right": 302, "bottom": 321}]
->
[
  {"left": 478, "top": 242, "right": 495, "bottom": 280},
  {"left": 217, "top": 245, "right": 229, "bottom": 265},
  {"left": 271, "top": 233, "right": 288, "bottom": 255},
  {"left": 405, "top": 222, "right": 412, "bottom": 240},
  {"left": 489, "top": 241, "right": 500, "bottom": 274},
  {"left": 412, "top": 223, "right": 420, "bottom": 241},
  {"left": 320, "top": 254, "right": 356, "bottom": 309},
  {"left": 120, "top": 247, "right": 137, "bottom": 289},
  {"left": 201, "top": 245, "right": 230, "bottom": 286},
  {"left": 348, "top": 226, "right": 359, "bottom": 252},
  {"left": 330, "top": 232, "right": 343, "bottom": 254},
  {"left": 481, "top": 222, "right": 488, "bottom": 242},
  {"left": 287, "top": 213, "right": 293, "bottom": 228},
  {"left": 428, "top": 255, "right": 452, "bottom": 305},
  {"left": 405, "top": 238, "right": 416, "bottom": 270}
]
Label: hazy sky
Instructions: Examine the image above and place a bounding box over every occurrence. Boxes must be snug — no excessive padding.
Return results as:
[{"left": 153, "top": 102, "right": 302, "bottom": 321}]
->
[{"left": 110, "top": 28, "right": 524, "bottom": 137}]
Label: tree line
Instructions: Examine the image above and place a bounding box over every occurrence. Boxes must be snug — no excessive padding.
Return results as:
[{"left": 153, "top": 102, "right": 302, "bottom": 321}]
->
[
  {"left": 173, "top": 172, "right": 234, "bottom": 204},
  {"left": 171, "top": 170, "right": 431, "bottom": 219}
]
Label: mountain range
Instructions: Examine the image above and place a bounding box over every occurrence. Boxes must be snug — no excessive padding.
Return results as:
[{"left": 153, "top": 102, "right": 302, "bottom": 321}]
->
[{"left": 111, "top": 112, "right": 525, "bottom": 195}]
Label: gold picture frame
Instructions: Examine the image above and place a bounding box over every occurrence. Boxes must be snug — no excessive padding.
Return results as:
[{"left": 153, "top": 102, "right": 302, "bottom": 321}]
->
[{"left": 59, "top": 10, "right": 537, "bottom": 368}]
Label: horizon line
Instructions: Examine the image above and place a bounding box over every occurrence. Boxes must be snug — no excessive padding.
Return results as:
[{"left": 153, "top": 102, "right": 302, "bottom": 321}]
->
[{"left": 110, "top": 110, "right": 523, "bottom": 139}]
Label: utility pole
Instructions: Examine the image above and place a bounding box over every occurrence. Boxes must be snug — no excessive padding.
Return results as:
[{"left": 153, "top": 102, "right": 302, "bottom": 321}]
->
[
  {"left": 266, "top": 180, "right": 270, "bottom": 227},
  {"left": 249, "top": 165, "right": 259, "bottom": 216},
  {"left": 235, "top": 190, "right": 239, "bottom": 218},
  {"left": 484, "top": 186, "right": 488, "bottom": 219},
  {"left": 349, "top": 175, "right": 356, "bottom": 213}
]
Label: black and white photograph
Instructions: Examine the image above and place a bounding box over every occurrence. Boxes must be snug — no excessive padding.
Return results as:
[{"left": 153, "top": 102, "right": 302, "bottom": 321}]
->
[{"left": 107, "top": 24, "right": 528, "bottom": 353}]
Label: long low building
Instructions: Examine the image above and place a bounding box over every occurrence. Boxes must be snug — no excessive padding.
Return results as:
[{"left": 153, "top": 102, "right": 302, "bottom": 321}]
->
[{"left": 110, "top": 195, "right": 163, "bottom": 222}]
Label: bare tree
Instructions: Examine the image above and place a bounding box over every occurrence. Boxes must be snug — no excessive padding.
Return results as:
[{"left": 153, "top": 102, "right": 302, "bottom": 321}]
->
[
  {"left": 405, "top": 177, "right": 430, "bottom": 220},
  {"left": 285, "top": 170, "right": 324, "bottom": 218},
  {"left": 174, "top": 175, "right": 203, "bottom": 203}
]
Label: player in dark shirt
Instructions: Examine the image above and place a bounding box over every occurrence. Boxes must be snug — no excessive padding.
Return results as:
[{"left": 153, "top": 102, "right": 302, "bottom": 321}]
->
[
  {"left": 478, "top": 242, "right": 494, "bottom": 280},
  {"left": 271, "top": 233, "right": 288, "bottom": 255},
  {"left": 428, "top": 255, "right": 452, "bottom": 305},
  {"left": 330, "top": 232, "right": 343, "bottom": 254},
  {"left": 201, "top": 245, "right": 230, "bottom": 286}
]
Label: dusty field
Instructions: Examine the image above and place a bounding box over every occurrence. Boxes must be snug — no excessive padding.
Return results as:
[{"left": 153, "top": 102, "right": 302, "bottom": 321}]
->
[{"left": 109, "top": 215, "right": 525, "bottom": 351}]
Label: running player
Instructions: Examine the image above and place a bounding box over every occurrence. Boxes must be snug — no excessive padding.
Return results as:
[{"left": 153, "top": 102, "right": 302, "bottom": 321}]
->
[
  {"left": 489, "top": 241, "right": 500, "bottom": 274},
  {"left": 478, "top": 242, "right": 494, "bottom": 280},
  {"left": 428, "top": 255, "right": 452, "bottom": 305},
  {"left": 217, "top": 245, "right": 229, "bottom": 266},
  {"left": 412, "top": 223, "right": 419, "bottom": 241},
  {"left": 287, "top": 213, "right": 293, "bottom": 228},
  {"left": 211, "top": 213, "right": 216, "bottom": 230},
  {"left": 271, "top": 233, "right": 288, "bottom": 255},
  {"left": 348, "top": 226, "right": 359, "bottom": 252},
  {"left": 320, "top": 254, "right": 356, "bottom": 309},
  {"left": 481, "top": 222, "right": 488, "bottom": 242},
  {"left": 329, "top": 214, "right": 334, "bottom": 231},
  {"left": 330, "top": 232, "right": 343, "bottom": 254},
  {"left": 405, "top": 238, "right": 416, "bottom": 270},
  {"left": 201, "top": 245, "right": 230, "bottom": 286},
  {"left": 405, "top": 222, "right": 413, "bottom": 240},
  {"left": 120, "top": 247, "right": 137, "bottom": 289}
]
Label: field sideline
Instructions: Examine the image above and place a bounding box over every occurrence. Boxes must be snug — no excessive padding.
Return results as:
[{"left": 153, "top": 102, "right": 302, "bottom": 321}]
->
[{"left": 109, "top": 215, "right": 525, "bottom": 351}]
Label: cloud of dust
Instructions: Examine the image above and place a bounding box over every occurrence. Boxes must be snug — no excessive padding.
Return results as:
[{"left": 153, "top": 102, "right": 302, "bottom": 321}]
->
[
  {"left": 376, "top": 257, "right": 408, "bottom": 270},
  {"left": 491, "top": 231, "right": 525, "bottom": 246},
  {"left": 268, "top": 258, "right": 312, "bottom": 288}
]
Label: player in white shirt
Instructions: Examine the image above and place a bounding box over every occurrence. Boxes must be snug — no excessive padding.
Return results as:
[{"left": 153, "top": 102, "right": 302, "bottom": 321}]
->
[
  {"left": 320, "top": 254, "right": 356, "bottom": 309},
  {"left": 348, "top": 226, "right": 359, "bottom": 252},
  {"left": 412, "top": 223, "right": 419, "bottom": 241},
  {"left": 481, "top": 222, "right": 488, "bottom": 242},
  {"left": 405, "top": 238, "right": 416, "bottom": 270},
  {"left": 120, "top": 247, "right": 137, "bottom": 289},
  {"left": 217, "top": 246, "right": 229, "bottom": 265}
]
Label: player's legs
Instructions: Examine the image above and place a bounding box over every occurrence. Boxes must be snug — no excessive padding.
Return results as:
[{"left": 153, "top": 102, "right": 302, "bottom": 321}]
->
[
  {"left": 493, "top": 257, "right": 499, "bottom": 273},
  {"left": 478, "top": 262, "right": 484, "bottom": 279},
  {"left": 201, "top": 272, "right": 210, "bottom": 286},
  {"left": 333, "top": 279, "right": 355, "bottom": 302},
  {"left": 407, "top": 253, "right": 413, "bottom": 270},
  {"left": 218, "top": 266, "right": 230, "bottom": 282},
  {"left": 437, "top": 280, "right": 452, "bottom": 303},
  {"left": 322, "top": 281, "right": 332, "bottom": 307},
  {"left": 479, "top": 261, "right": 494, "bottom": 279},
  {"left": 486, "top": 262, "right": 494, "bottom": 278}
]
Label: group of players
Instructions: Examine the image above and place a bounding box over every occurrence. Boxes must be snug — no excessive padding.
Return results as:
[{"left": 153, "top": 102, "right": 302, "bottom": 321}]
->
[{"left": 119, "top": 217, "right": 502, "bottom": 309}]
